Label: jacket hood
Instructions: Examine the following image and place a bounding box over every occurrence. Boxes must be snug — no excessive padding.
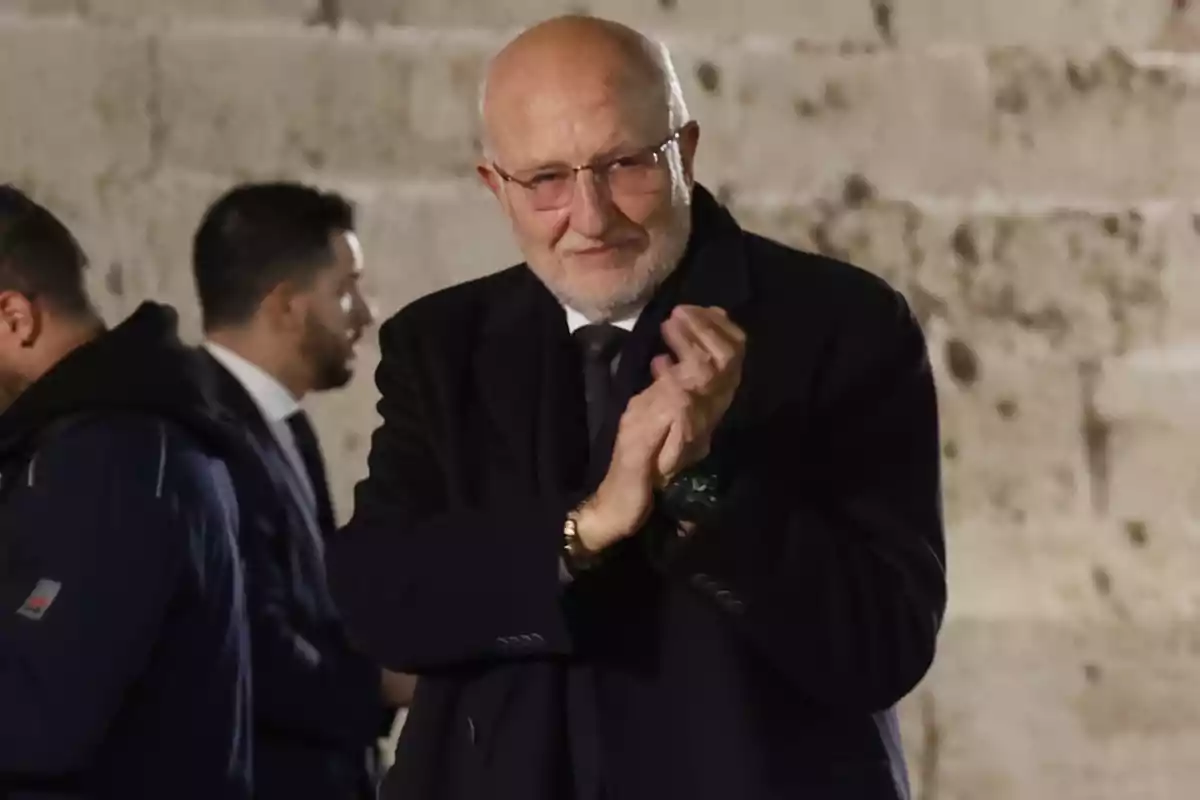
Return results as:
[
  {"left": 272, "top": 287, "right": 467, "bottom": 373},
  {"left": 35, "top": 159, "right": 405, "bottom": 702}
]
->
[{"left": 0, "top": 302, "right": 231, "bottom": 459}]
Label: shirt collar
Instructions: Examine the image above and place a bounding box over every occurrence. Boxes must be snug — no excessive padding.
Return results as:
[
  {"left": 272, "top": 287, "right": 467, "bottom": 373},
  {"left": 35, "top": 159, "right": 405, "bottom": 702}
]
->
[
  {"left": 203, "top": 340, "right": 300, "bottom": 424},
  {"left": 563, "top": 305, "right": 641, "bottom": 334}
]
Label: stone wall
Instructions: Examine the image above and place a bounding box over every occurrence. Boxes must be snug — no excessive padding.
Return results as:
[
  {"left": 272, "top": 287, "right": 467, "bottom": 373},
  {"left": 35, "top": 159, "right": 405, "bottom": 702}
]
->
[{"left": 2, "top": 1, "right": 1197, "bottom": 797}]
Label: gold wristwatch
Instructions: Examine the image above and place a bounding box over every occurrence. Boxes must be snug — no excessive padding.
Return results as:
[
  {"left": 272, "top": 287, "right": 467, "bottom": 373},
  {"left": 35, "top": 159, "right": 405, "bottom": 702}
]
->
[{"left": 562, "top": 507, "right": 602, "bottom": 575}]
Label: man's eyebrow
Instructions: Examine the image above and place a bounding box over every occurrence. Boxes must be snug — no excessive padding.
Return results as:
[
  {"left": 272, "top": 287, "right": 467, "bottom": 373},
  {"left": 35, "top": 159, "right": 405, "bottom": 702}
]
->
[{"left": 517, "top": 138, "right": 643, "bottom": 172}]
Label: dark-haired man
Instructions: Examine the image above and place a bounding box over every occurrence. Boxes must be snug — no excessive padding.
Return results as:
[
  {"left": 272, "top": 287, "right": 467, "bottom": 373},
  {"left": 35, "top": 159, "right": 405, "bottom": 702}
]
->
[
  {"left": 0, "top": 185, "right": 253, "bottom": 798},
  {"left": 192, "top": 181, "right": 409, "bottom": 800}
]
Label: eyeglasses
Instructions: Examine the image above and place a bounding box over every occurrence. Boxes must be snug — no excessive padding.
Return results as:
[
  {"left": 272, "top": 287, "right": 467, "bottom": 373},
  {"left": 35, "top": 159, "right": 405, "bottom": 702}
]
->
[{"left": 491, "top": 126, "right": 686, "bottom": 211}]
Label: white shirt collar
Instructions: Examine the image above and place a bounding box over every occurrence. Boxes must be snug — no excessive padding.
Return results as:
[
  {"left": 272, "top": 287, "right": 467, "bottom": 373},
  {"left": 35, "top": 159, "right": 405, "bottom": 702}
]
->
[
  {"left": 203, "top": 341, "right": 300, "bottom": 424},
  {"left": 563, "top": 306, "right": 641, "bottom": 334}
]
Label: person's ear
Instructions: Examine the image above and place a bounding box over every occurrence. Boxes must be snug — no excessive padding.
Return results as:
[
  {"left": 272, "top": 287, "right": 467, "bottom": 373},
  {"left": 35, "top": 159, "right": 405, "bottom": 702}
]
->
[
  {"left": 677, "top": 121, "right": 701, "bottom": 187},
  {"left": 0, "top": 291, "right": 40, "bottom": 348}
]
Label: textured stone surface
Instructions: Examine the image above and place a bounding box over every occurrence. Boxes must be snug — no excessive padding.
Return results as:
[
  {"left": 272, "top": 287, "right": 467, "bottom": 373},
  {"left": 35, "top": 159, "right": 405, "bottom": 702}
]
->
[
  {"left": 892, "top": 0, "right": 1174, "bottom": 48},
  {"left": 2, "top": 1, "right": 1198, "bottom": 796},
  {"left": 0, "top": 0, "right": 330, "bottom": 23},
  {"left": 694, "top": 44, "right": 1200, "bottom": 201},
  {"left": 0, "top": 0, "right": 83, "bottom": 15},
  {"left": 157, "top": 27, "right": 488, "bottom": 181},
  {"left": 679, "top": 48, "right": 994, "bottom": 196},
  {"left": 94, "top": 0, "right": 322, "bottom": 21},
  {"left": 341, "top": 0, "right": 879, "bottom": 41},
  {"left": 900, "top": 619, "right": 1200, "bottom": 800},
  {"left": 0, "top": 18, "right": 154, "bottom": 179}
]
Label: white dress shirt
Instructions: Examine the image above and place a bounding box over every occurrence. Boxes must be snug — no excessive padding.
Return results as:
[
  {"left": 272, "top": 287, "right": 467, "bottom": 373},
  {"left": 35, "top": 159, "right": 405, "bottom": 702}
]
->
[
  {"left": 203, "top": 341, "right": 318, "bottom": 513},
  {"left": 564, "top": 305, "right": 640, "bottom": 334}
]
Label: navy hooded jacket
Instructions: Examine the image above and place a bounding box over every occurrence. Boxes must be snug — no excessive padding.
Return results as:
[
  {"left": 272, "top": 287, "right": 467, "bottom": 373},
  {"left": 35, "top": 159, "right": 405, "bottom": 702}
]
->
[{"left": 0, "top": 302, "right": 254, "bottom": 799}]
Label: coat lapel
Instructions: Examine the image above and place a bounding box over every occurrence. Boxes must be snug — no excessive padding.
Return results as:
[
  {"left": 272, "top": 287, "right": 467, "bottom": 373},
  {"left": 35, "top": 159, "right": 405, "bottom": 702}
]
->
[
  {"left": 199, "top": 351, "right": 328, "bottom": 547},
  {"left": 473, "top": 271, "right": 590, "bottom": 497}
]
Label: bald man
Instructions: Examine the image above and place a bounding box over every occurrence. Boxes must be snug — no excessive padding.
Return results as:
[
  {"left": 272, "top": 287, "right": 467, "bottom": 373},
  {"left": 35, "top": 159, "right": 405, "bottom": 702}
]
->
[{"left": 327, "top": 15, "right": 946, "bottom": 800}]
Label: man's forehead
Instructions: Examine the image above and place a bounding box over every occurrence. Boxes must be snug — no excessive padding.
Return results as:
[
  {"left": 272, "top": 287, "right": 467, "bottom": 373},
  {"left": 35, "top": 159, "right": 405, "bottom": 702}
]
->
[{"left": 487, "top": 83, "right": 660, "bottom": 167}]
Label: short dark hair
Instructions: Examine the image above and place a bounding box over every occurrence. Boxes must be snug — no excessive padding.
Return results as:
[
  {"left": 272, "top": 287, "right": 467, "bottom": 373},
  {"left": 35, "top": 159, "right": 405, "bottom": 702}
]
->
[
  {"left": 0, "top": 185, "right": 92, "bottom": 317},
  {"left": 193, "top": 181, "right": 356, "bottom": 330}
]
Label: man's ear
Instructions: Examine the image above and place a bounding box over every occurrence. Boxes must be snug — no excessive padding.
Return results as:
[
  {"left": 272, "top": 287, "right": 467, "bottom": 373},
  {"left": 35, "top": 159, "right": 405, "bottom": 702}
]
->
[
  {"left": 678, "top": 120, "right": 701, "bottom": 188},
  {"left": 0, "top": 290, "right": 39, "bottom": 348},
  {"left": 478, "top": 161, "right": 504, "bottom": 201}
]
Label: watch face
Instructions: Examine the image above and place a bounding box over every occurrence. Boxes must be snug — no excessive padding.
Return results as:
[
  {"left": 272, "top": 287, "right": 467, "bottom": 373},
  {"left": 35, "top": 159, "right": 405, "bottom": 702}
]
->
[{"left": 662, "top": 468, "right": 724, "bottom": 524}]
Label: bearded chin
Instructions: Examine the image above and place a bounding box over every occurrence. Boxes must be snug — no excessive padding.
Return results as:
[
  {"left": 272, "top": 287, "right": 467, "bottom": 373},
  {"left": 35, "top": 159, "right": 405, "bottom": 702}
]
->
[{"left": 554, "top": 208, "right": 693, "bottom": 323}]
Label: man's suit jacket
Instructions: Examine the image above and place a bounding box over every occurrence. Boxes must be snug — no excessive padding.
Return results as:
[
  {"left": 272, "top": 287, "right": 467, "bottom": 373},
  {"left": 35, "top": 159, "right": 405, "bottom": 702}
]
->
[
  {"left": 327, "top": 185, "right": 948, "bottom": 800},
  {"left": 201, "top": 353, "right": 385, "bottom": 800}
]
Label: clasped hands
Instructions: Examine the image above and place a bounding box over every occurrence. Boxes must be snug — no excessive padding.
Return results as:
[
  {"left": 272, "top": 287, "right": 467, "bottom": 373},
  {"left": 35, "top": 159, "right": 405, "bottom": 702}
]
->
[{"left": 575, "top": 305, "right": 746, "bottom": 554}]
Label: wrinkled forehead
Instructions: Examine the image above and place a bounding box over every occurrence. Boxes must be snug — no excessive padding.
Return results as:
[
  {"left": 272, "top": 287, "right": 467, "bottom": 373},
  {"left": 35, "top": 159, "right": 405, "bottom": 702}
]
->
[{"left": 485, "top": 64, "right": 670, "bottom": 171}]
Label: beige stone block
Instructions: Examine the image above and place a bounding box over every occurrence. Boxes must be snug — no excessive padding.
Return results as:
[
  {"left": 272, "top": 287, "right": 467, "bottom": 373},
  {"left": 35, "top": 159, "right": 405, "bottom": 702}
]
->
[
  {"left": 1156, "top": 207, "right": 1200, "bottom": 345},
  {"left": 981, "top": 48, "right": 1200, "bottom": 201},
  {"left": 684, "top": 49, "right": 991, "bottom": 197},
  {"left": 340, "top": 0, "right": 879, "bottom": 41},
  {"left": 912, "top": 208, "right": 1171, "bottom": 361},
  {"left": 898, "top": 619, "right": 1200, "bottom": 800},
  {"left": 82, "top": 0, "right": 325, "bottom": 23},
  {"left": 0, "top": 0, "right": 328, "bottom": 23},
  {"left": 1095, "top": 212, "right": 1200, "bottom": 539},
  {"left": 0, "top": 17, "right": 154, "bottom": 179},
  {"left": 729, "top": 195, "right": 1173, "bottom": 359},
  {"left": 1093, "top": 351, "right": 1200, "bottom": 554},
  {"left": 1097, "top": 348, "right": 1200, "bottom": 433},
  {"left": 929, "top": 333, "right": 1087, "bottom": 526},
  {"left": 0, "top": 0, "right": 82, "bottom": 15},
  {"left": 893, "top": 0, "right": 1172, "bottom": 48},
  {"left": 351, "top": 180, "right": 520, "bottom": 305},
  {"left": 730, "top": 191, "right": 922, "bottom": 291},
  {"left": 101, "top": 171, "right": 233, "bottom": 338},
  {"left": 941, "top": 517, "right": 1093, "bottom": 625},
  {"left": 691, "top": 47, "right": 1200, "bottom": 202},
  {"left": 947, "top": 509, "right": 1200, "bottom": 627},
  {"left": 157, "top": 26, "right": 487, "bottom": 180}
]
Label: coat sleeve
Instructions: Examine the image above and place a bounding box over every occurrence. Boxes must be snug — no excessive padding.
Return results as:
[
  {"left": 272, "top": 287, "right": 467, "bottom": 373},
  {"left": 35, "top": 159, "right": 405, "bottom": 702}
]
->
[
  {"left": 0, "top": 418, "right": 208, "bottom": 774},
  {"left": 661, "top": 285, "right": 947, "bottom": 713},
  {"left": 326, "top": 316, "right": 576, "bottom": 673},
  {"left": 232, "top": 456, "right": 385, "bottom": 746}
]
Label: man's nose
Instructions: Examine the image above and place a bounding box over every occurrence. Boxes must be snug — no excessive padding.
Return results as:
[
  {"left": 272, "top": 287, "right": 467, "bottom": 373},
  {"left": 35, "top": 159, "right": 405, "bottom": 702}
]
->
[
  {"left": 568, "top": 169, "right": 617, "bottom": 239},
  {"left": 355, "top": 293, "right": 377, "bottom": 330}
]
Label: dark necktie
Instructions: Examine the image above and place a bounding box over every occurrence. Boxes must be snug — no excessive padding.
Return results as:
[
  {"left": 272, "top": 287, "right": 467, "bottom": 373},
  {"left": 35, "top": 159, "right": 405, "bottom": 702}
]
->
[
  {"left": 285, "top": 410, "right": 336, "bottom": 537},
  {"left": 568, "top": 323, "right": 628, "bottom": 800},
  {"left": 573, "top": 323, "right": 629, "bottom": 446}
]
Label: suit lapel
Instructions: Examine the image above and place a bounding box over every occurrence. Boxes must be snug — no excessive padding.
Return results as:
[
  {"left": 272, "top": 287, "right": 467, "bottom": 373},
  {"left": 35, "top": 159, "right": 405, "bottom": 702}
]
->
[
  {"left": 200, "top": 351, "right": 328, "bottom": 547},
  {"left": 474, "top": 271, "right": 589, "bottom": 496}
]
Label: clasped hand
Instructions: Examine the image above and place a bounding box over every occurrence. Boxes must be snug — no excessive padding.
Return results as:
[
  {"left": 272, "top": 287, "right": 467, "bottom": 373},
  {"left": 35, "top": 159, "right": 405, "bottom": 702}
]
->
[{"left": 577, "top": 305, "right": 746, "bottom": 553}]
